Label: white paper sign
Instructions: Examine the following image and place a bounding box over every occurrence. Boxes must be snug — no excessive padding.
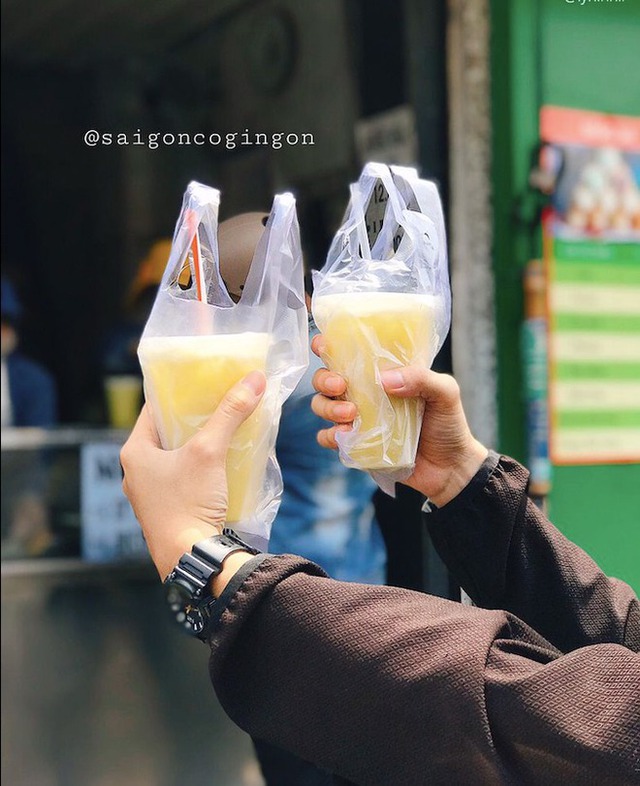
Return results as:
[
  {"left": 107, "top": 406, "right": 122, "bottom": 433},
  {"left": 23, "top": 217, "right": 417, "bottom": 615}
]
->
[
  {"left": 80, "top": 442, "right": 148, "bottom": 562},
  {"left": 355, "top": 105, "right": 419, "bottom": 167}
]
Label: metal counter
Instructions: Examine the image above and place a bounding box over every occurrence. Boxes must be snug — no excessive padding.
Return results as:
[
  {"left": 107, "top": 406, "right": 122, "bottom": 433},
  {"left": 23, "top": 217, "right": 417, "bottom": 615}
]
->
[{"left": 2, "top": 427, "right": 263, "bottom": 786}]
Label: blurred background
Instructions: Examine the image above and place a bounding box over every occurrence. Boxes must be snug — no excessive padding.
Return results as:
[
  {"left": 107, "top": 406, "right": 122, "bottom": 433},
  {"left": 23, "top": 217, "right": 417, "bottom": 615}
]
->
[{"left": 1, "top": 0, "right": 638, "bottom": 784}]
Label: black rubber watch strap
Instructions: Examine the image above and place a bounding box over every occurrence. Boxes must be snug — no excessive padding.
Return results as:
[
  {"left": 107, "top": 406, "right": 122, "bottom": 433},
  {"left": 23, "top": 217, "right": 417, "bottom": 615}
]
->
[{"left": 164, "top": 529, "right": 261, "bottom": 640}]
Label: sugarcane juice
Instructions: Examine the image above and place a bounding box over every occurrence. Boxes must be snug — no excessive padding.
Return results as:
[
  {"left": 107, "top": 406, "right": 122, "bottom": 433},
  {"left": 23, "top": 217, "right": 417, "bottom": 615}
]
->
[
  {"left": 138, "top": 333, "right": 270, "bottom": 522},
  {"left": 313, "top": 293, "right": 435, "bottom": 470}
]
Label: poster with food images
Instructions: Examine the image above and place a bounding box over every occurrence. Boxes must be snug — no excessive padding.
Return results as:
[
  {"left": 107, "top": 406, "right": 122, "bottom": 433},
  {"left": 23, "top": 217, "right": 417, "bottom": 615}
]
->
[{"left": 540, "top": 106, "right": 640, "bottom": 464}]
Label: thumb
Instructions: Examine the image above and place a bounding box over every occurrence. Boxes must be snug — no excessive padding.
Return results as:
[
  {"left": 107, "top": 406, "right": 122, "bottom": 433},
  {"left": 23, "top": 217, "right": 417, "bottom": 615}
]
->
[
  {"left": 198, "top": 370, "right": 266, "bottom": 449},
  {"left": 380, "top": 366, "right": 460, "bottom": 404}
]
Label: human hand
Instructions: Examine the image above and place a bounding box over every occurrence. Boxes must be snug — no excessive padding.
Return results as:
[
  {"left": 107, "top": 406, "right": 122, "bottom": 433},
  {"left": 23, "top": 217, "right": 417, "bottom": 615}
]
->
[
  {"left": 310, "top": 335, "right": 488, "bottom": 507},
  {"left": 120, "top": 371, "right": 266, "bottom": 580}
]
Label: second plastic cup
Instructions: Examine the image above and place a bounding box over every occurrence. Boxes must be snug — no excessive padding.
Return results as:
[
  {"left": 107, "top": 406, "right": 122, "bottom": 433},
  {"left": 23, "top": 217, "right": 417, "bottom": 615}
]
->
[{"left": 313, "top": 292, "right": 436, "bottom": 471}]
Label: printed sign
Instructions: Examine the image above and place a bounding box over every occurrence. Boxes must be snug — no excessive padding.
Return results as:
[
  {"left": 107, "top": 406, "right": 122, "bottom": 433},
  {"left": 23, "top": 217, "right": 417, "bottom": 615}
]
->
[
  {"left": 355, "top": 105, "right": 419, "bottom": 168},
  {"left": 80, "top": 442, "right": 148, "bottom": 562},
  {"left": 540, "top": 106, "right": 640, "bottom": 464}
]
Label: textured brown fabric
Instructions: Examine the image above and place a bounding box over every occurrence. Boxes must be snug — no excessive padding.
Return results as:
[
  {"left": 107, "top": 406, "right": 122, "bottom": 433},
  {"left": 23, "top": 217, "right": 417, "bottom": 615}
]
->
[
  {"left": 208, "top": 456, "right": 640, "bottom": 785},
  {"left": 425, "top": 454, "right": 639, "bottom": 653}
]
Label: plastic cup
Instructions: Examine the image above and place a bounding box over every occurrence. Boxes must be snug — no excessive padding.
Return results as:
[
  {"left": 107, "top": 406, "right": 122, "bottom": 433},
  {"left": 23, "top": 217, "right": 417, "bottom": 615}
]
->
[
  {"left": 104, "top": 375, "right": 143, "bottom": 430},
  {"left": 313, "top": 292, "right": 436, "bottom": 471},
  {"left": 138, "top": 333, "right": 271, "bottom": 523}
]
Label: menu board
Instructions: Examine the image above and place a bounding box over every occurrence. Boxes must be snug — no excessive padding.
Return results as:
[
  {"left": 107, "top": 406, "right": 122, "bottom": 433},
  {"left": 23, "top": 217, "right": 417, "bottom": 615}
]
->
[{"left": 540, "top": 106, "right": 640, "bottom": 464}]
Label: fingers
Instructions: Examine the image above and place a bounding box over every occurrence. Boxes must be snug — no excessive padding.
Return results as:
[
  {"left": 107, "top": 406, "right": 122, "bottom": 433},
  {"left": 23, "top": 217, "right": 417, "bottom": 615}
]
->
[
  {"left": 129, "top": 404, "right": 161, "bottom": 446},
  {"left": 195, "top": 370, "right": 266, "bottom": 455},
  {"left": 380, "top": 366, "right": 460, "bottom": 404},
  {"left": 312, "top": 367, "right": 347, "bottom": 397},
  {"left": 311, "top": 393, "right": 356, "bottom": 423},
  {"left": 120, "top": 405, "right": 159, "bottom": 492},
  {"left": 317, "top": 424, "right": 351, "bottom": 450},
  {"left": 121, "top": 405, "right": 160, "bottom": 467},
  {"left": 311, "top": 333, "right": 327, "bottom": 359}
]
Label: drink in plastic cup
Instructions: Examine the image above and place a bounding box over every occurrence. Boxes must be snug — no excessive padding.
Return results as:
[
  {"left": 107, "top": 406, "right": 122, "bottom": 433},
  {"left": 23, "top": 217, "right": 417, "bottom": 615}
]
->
[
  {"left": 313, "top": 292, "right": 436, "bottom": 471},
  {"left": 104, "top": 375, "right": 143, "bottom": 430},
  {"left": 138, "top": 333, "right": 271, "bottom": 523}
]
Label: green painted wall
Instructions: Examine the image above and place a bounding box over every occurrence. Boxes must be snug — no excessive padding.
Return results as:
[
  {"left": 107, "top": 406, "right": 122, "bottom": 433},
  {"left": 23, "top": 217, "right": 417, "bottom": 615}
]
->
[{"left": 490, "top": 0, "right": 639, "bottom": 590}]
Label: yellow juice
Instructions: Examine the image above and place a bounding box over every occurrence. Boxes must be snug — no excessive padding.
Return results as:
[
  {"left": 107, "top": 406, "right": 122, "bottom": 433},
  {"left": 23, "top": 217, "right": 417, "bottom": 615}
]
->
[
  {"left": 313, "top": 292, "right": 436, "bottom": 470},
  {"left": 138, "top": 333, "right": 270, "bottom": 522},
  {"left": 104, "top": 375, "right": 143, "bottom": 430}
]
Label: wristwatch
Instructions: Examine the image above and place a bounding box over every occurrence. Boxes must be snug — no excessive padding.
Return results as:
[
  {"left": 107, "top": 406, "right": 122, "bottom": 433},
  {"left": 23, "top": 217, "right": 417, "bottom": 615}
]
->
[{"left": 164, "top": 528, "right": 259, "bottom": 641}]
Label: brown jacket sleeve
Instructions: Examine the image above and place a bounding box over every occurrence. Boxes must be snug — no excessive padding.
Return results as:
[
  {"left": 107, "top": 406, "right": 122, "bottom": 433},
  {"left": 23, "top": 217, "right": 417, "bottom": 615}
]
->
[
  {"left": 208, "top": 553, "right": 639, "bottom": 785},
  {"left": 426, "top": 453, "right": 640, "bottom": 653}
]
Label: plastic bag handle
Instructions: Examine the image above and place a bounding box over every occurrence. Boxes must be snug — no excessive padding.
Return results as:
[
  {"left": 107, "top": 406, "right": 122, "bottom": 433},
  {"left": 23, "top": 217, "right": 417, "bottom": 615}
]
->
[
  {"left": 348, "top": 163, "right": 409, "bottom": 260},
  {"left": 390, "top": 166, "right": 445, "bottom": 268},
  {"left": 240, "top": 192, "right": 299, "bottom": 308},
  {"left": 348, "top": 182, "right": 374, "bottom": 260},
  {"left": 161, "top": 182, "right": 221, "bottom": 293}
]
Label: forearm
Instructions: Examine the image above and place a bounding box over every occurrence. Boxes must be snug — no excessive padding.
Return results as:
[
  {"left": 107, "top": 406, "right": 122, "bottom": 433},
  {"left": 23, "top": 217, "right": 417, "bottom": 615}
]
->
[
  {"left": 208, "top": 555, "right": 516, "bottom": 784},
  {"left": 427, "top": 453, "right": 640, "bottom": 653},
  {"left": 208, "top": 555, "right": 639, "bottom": 785}
]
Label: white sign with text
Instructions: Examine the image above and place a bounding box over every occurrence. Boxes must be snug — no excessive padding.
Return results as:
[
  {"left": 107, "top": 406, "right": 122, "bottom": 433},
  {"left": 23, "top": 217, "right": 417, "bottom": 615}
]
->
[{"left": 80, "top": 442, "right": 148, "bottom": 562}]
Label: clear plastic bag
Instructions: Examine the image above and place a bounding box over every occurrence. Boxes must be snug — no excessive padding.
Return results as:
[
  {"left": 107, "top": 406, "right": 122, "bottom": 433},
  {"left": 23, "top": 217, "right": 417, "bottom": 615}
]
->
[
  {"left": 312, "top": 162, "right": 451, "bottom": 495},
  {"left": 138, "top": 181, "right": 308, "bottom": 548}
]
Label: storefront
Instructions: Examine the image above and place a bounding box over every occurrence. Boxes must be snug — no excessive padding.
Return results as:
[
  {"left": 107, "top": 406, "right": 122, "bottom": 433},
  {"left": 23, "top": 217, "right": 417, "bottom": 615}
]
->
[
  {"left": 2, "top": 2, "right": 451, "bottom": 782},
  {"left": 2, "top": 1, "right": 637, "bottom": 781}
]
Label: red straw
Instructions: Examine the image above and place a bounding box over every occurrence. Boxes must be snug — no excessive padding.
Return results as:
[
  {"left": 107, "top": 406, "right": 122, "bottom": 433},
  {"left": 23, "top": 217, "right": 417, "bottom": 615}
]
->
[{"left": 184, "top": 208, "right": 206, "bottom": 303}]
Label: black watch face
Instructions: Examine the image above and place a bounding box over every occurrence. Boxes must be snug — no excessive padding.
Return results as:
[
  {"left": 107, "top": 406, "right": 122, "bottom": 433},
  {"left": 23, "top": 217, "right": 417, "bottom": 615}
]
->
[{"left": 166, "top": 581, "right": 205, "bottom": 637}]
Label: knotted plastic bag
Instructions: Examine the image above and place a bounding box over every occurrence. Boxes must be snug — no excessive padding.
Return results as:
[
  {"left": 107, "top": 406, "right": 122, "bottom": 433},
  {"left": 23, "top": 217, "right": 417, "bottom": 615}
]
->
[
  {"left": 139, "top": 181, "right": 308, "bottom": 548},
  {"left": 312, "top": 162, "right": 451, "bottom": 495}
]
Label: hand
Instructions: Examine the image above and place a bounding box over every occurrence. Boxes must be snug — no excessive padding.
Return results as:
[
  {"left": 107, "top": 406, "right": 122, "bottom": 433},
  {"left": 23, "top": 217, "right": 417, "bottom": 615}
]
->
[
  {"left": 310, "top": 335, "right": 488, "bottom": 507},
  {"left": 120, "top": 371, "right": 266, "bottom": 580}
]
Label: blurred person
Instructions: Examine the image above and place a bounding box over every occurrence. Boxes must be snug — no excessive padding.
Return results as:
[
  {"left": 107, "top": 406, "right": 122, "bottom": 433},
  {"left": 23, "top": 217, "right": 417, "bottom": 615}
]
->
[
  {"left": 219, "top": 213, "right": 386, "bottom": 786},
  {"left": 100, "top": 239, "right": 172, "bottom": 429},
  {"left": 1, "top": 277, "right": 57, "bottom": 428},
  {"left": 102, "top": 238, "right": 173, "bottom": 380},
  {"left": 121, "top": 353, "right": 639, "bottom": 785},
  {"left": 1, "top": 276, "right": 58, "bottom": 557}
]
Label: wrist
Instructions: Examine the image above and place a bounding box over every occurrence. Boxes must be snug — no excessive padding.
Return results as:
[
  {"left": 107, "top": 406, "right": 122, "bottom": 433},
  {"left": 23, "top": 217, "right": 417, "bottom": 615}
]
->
[
  {"left": 428, "top": 440, "right": 489, "bottom": 508},
  {"left": 209, "top": 551, "right": 257, "bottom": 597},
  {"left": 163, "top": 529, "right": 260, "bottom": 641},
  {"left": 159, "top": 523, "right": 224, "bottom": 580}
]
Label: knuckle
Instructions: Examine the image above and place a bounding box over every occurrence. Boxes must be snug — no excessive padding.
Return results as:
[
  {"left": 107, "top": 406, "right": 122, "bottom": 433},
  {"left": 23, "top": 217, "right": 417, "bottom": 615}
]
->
[
  {"left": 310, "top": 393, "right": 326, "bottom": 417},
  {"left": 190, "top": 435, "right": 223, "bottom": 463},
  {"left": 119, "top": 443, "right": 132, "bottom": 471},
  {"left": 223, "top": 390, "right": 251, "bottom": 417},
  {"left": 440, "top": 374, "right": 460, "bottom": 400},
  {"left": 317, "top": 427, "right": 337, "bottom": 450},
  {"left": 311, "top": 368, "right": 327, "bottom": 393}
]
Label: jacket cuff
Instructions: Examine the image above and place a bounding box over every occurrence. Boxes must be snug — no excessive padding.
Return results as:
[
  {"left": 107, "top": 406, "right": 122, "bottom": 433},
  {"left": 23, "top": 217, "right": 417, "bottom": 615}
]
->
[
  {"left": 206, "top": 554, "right": 270, "bottom": 634},
  {"left": 424, "top": 453, "right": 530, "bottom": 606},
  {"left": 207, "top": 554, "right": 328, "bottom": 653},
  {"left": 421, "top": 450, "right": 501, "bottom": 517}
]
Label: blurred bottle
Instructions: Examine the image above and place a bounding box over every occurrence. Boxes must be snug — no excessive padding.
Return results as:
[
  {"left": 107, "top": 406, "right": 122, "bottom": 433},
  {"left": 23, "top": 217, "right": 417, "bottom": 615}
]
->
[
  {"left": 101, "top": 239, "right": 172, "bottom": 429},
  {"left": 522, "top": 260, "right": 551, "bottom": 502}
]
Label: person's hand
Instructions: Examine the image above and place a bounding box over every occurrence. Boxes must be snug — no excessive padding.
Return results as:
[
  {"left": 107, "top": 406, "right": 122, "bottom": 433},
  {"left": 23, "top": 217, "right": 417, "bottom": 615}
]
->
[
  {"left": 120, "top": 371, "right": 266, "bottom": 580},
  {"left": 310, "top": 335, "right": 488, "bottom": 507}
]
